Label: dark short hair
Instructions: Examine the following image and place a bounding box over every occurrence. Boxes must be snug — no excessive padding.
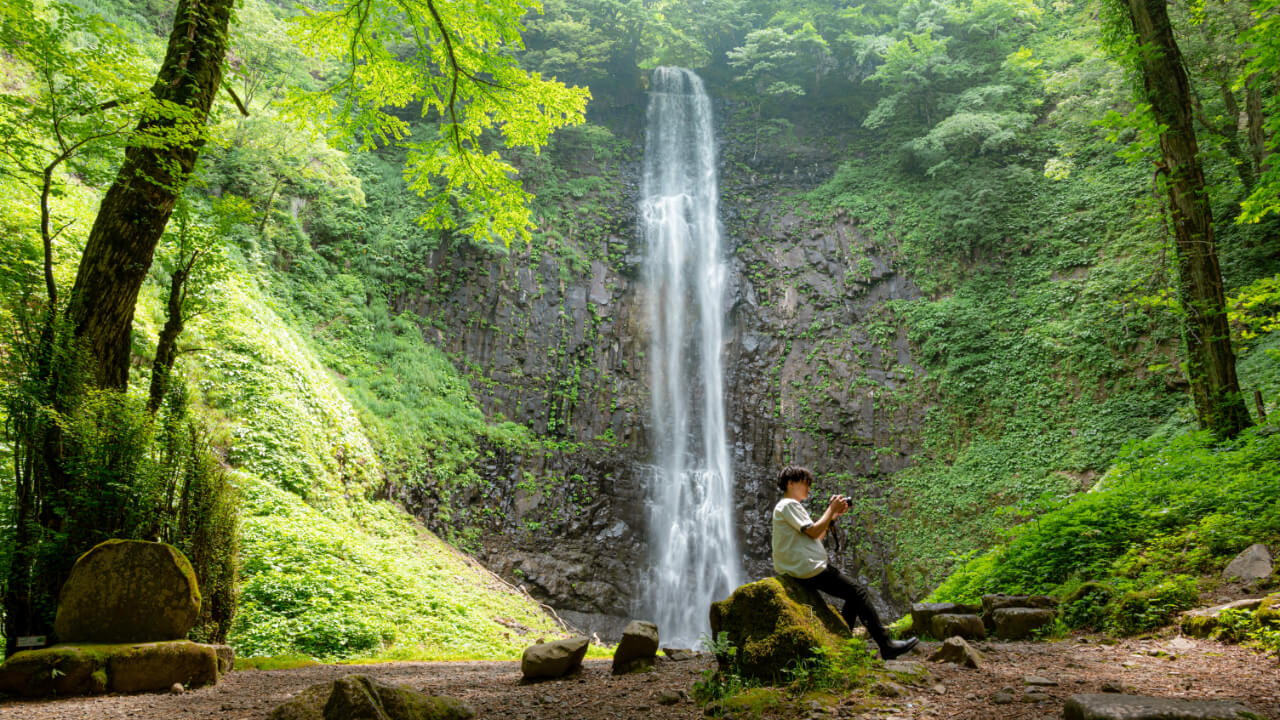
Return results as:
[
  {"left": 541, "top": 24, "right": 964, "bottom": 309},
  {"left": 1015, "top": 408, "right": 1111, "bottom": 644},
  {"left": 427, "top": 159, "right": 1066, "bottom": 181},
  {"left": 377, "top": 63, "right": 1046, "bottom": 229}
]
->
[{"left": 777, "top": 466, "right": 814, "bottom": 493}]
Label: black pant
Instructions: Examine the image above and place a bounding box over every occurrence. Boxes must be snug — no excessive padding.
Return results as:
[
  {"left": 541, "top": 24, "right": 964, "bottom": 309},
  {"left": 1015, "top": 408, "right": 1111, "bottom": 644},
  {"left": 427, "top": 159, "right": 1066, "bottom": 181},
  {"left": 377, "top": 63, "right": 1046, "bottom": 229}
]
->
[{"left": 794, "top": 565, "right": 889, "bottom": 645}]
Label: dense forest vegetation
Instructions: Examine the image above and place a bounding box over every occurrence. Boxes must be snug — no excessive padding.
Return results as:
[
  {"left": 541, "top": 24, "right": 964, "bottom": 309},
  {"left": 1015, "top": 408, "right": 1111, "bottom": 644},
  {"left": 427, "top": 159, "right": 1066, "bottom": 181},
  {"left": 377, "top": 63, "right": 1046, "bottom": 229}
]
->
[{"left": 0, "top": 0, "right": 1278, "bottom": 666}]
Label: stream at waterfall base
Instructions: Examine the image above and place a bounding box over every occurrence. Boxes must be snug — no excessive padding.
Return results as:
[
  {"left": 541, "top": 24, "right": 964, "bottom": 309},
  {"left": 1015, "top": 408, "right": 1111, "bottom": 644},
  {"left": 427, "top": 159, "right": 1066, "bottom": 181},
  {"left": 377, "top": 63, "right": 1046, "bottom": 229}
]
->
[{"left": 1, "top": 635, "right": 1276, "bottom": 719}]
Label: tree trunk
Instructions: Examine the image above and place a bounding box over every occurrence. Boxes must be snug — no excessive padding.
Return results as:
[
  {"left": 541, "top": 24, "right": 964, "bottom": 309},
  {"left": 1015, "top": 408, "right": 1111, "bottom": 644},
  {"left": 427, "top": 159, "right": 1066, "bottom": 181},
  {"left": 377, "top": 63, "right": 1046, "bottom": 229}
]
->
[
  {"left": 65, "top": 0, "right": 236, "bottom": 389},
  {"left": 148, "top": 263, "right": 190, "bottom": 414},
  {"left": 1123, "top": 0, "right": 1252, "bottom": 438},
  {"left": 1245, "top": 80, "right": 1266, "bottom": 180}
]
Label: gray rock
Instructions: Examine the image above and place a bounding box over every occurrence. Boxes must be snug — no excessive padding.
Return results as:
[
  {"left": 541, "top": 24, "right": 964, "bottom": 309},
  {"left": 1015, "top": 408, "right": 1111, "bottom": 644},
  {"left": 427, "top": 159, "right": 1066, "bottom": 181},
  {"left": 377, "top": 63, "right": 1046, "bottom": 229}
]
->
[
  {"left": 872, "top": 681, "right": 907, "bottom": 698},
  {"left": 1025, "top": 676, "right": 1058, "bottom": 686},
  {"left": 656, "top": 690, "right": 682, "bottom": 705},
  {"left": 981, "top": 594, "right": 1058, "bottom": 627},
  {"left": 521, "top": 637, "right": 590, "bottom": 681},
  {"left": 269, "top": 674, "right": 474, "bottom": 720},
  {"left": 992, "top": 607, "right": 1056, "bottom": 639},
  {"left": 662, "top": 647, "right": 700, "bottom": 661},
  {"left": 1180, "top": 598, "right": 1265, "bottom": 638},
  {"left": 992, "top": 691, "right": 1016, "bottom": 705},
  {"left": 1223, "top": 544, "right": 1272, "bottom": 582},
  {"left": 927, "top": 637, "right": 983, "bottom": 669},
  {"left": 930, "top": 613, "right": 985, "bottom": 640},
  {"left": 612, "top": 620, "right": 659, "bottom": 674},
  {"left": 1021, "top": 690, "right": 1052, "bottom": 703},
  {"left": 1063, "top": 694, "right": 1258, "bottom": 720},
  {"left": 911, "top": 602, "right": 982, "bottom": 636}
]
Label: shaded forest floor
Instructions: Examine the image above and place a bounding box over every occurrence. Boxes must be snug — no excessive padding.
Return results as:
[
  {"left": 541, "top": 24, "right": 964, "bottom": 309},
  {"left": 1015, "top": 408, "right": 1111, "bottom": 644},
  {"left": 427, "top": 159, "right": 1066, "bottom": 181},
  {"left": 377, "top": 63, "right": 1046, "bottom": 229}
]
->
[{"left": 0, "top": 635, "right": 1276, "bottom": 719}]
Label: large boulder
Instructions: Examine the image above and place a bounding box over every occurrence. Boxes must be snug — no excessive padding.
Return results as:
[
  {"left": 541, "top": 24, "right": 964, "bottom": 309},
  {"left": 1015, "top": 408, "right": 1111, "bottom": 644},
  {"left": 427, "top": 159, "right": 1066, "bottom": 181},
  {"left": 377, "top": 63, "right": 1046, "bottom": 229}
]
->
[
  {"left": 0, "top": 645, "right": 109, "bottom": 697},
  {"left": 611, "top": 620, "right": 659, "bottom": 675},
  {"left": 269, "top": 674, "right": 474, "bottom": 720},
  {"left": 1064, "top": 694, "right": 1258, "bottom": 720},
  {"left": 911, "top": 602, "right": 981, "bottom": 638},
  {"left": 1222, "top": 544, "right": 1272, "bottom": 582},
  {"left": 708, "top": 576, "right": 851, "bottom": 682},
  {"left": 0, "top": 640, "right": 219, "bottom": 697},
  {"left": 992, "top": 607, "right": 1056, "bottom": 639},
  {"left": 930, "top": 613, "right": 985, "bottom": 640},
  {"left": 54, "top": 539, "right": 201, "bottom": 643},
  {"left": 520, "top": 637, "right": 589, "bottom": 681},
  {"left": 108, "top": 640, "right": 219, "bottom": 693}
]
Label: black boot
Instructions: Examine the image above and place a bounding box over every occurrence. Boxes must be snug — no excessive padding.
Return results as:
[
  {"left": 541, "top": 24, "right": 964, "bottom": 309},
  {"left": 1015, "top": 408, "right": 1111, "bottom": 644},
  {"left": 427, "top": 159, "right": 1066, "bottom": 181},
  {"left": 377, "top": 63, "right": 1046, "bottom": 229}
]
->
[{"left": 878, "top": 636, "right": 918, "bottom": 660}]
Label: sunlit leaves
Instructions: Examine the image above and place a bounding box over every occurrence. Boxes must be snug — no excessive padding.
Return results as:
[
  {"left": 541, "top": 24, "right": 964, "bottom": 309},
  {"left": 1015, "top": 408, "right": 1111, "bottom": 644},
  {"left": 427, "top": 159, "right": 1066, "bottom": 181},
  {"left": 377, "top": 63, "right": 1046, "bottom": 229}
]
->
[{"left": 288, "top": 0, "right": 589, "bottom": 245}]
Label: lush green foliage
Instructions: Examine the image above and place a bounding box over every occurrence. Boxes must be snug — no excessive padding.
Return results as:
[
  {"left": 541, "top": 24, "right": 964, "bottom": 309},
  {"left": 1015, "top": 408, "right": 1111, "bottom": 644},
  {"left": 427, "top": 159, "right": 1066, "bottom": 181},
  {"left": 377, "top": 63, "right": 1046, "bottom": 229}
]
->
[{"left": 931, "top": 407, "right": 1280, "bottom": 632}]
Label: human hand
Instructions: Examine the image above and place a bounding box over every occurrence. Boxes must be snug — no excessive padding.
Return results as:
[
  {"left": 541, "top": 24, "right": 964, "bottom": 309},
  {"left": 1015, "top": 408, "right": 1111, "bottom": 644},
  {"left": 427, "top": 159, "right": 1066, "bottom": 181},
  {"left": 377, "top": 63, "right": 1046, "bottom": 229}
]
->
[{"left": 828, "top": 494, "right": 850, "bottom": 515}]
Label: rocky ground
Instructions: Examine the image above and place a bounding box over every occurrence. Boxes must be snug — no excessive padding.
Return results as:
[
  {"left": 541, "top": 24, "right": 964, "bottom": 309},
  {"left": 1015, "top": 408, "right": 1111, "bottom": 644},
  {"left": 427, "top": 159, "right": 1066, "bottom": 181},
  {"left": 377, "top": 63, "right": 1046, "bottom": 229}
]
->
[{"left": 0, "top": 635, "right": 1275, "bottom": 719}]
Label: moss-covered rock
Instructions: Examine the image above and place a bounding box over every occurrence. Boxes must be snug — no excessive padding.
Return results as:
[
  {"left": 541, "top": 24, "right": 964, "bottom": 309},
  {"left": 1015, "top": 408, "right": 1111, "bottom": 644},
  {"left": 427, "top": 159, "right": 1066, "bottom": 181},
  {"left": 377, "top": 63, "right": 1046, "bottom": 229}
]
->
[
  {"left": 54, "top": 539, "right": 201, "bottom": 644},
  {"left": 268, "top": 674, "right": 474, "bottom": 720},
  {"left": 1256, "top": 593, "right": 1280, "bottom": 627},
  {"left": 0, "top": 640, "right": 220, "bottom": 698},
  {"left": 0, "top": 645, "right": 110, "bottom": 697},
  {"left": 708, "top": 576, "right": 851, "bottom": 682},
  {"left": 108, "top": 640, "right": 219, "bottom": 693}
]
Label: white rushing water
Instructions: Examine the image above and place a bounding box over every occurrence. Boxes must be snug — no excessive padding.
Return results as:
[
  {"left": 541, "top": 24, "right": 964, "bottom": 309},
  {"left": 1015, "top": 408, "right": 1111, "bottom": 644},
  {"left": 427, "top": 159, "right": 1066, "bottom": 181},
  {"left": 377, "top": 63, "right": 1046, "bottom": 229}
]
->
[{"left": 640, "top": 67, "right": 742, "bottom": 648}]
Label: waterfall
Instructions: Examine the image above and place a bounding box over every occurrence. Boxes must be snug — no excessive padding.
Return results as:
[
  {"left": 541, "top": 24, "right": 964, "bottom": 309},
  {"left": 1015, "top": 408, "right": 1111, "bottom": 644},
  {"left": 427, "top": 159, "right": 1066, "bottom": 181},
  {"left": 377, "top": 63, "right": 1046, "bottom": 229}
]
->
[{"left": 640, "top": 67, "right": 742, "bottom": 649}]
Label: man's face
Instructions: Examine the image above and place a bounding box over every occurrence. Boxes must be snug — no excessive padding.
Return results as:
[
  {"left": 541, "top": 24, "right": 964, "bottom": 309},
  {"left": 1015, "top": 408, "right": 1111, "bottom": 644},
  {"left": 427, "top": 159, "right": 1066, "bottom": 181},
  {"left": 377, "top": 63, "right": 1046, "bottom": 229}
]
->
[{"left": 789, "top": 478, "right": 811, "bottom": 501}]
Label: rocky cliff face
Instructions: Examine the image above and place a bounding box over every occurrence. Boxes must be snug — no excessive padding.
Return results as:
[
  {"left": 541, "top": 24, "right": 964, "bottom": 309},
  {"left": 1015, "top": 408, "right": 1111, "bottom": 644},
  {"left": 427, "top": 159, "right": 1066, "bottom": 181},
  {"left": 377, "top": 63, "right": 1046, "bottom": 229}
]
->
[{"left": 394, "top": 91, "right": 925, "bottom": 642}]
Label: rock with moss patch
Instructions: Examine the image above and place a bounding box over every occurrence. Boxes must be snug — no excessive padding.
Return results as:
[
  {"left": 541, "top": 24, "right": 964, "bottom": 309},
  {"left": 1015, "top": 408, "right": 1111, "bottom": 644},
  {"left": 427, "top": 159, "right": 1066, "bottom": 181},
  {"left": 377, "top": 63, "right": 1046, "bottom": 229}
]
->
[
  {"left": 1179, "top": 598, "right": 1265, "bottom": 638},
  {"left": 0, "top": 640, "right": 219, "bottom": 697},
  {"left": 107, "top": 640, "right": 220, "bottom": 693},
  {"left": 612, "top": 620, "right": 659, "bottom": 675},
  {"left": 269, "top": 674, "right": 474, "bottom": 720},
  {"left": 928, "top": 637, "right": 983, "bottom": 669},
  {"left": 993, "top": 607, "right": 1056, "bottom": 639},
  {"left": 980, "top": 594, "right": 1056, "bottom": 629},
  {"left": 911, "top": 602, "right": 981, "bottom": 638},
  {"left": 708, "top": 576, "right": 851, "bottom": 682},
  {"left": 55, "top": 539, "right": 201, "bottom": 644},
  {"left": 0, "top": 645, "right": 110, "bottom": 697},
  {"left": 520, "top": 637, "right": 589, "bottom": 681},
  {"left": 930, "top": 613, "right": 985, "bottom": 640}
]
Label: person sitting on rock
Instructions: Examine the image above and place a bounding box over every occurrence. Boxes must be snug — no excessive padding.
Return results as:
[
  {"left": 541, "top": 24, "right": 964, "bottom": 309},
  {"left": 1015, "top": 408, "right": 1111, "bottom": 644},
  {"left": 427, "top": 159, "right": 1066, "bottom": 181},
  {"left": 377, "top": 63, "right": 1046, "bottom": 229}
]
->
[{"left": 772, "top": 465, "right": 918, "bottom": 660}]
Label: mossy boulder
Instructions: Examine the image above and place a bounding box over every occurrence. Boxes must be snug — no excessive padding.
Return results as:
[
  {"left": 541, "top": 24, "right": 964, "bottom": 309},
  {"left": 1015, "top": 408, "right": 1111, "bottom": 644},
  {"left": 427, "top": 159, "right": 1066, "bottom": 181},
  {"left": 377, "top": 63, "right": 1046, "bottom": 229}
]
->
[
  {"left": 54, "top": 539, "right": 201, "bottom": 643},
  {"left": 520, "top": 637, "right": 589, "bottom": 681},
  {"left": 708, "top": 576, "right": 851, "bottom": 682},
  {"left": 269, "top": 674, "right": 474, "bottom": 720},
  {"left": 612, "top": 620, "right": 659, "bottom": 675},
  {"left": 0, "top": 640, "right": 220, "bottom": 697},
  {"left": 0, "top": 645, "right": 110, "bottom": 697},
  {"left": 108, "top": 640, "right": 219, "bottom": 693}
]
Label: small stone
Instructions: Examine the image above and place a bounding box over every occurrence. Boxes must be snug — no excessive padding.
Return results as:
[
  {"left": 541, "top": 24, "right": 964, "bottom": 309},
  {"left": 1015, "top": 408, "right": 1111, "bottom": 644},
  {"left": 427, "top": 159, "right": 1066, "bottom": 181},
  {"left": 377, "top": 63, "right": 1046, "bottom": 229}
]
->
[
  {"left": 1025, "top": 676, "right": 1058, "bottom": 686},
  {"left": 931, "top": 684, "right": 946, "bottom": 695},
  {"left": 170, "top": 683, "right": 184, "bottom": 694},
  {"left": 928, "top": 636, "right": 983, "bottom": 669},
  {"left": 1022, "top": 690, "right": 1052, "bottom": 702},
  {"left": 1170, "top": 637, "right": 1196, "bottom": 651},
  {"left": 872, "top": 681, "right": 907, "bottom": 698},
  {"left": 1100, "top": 682, "right": 1124, "bottom": 693},
  {"left": 992, "top": 692, "right": 1016, "bottom": 705},
  {"left": 657, "top": 690, "right": 681, "bottom": 706}
]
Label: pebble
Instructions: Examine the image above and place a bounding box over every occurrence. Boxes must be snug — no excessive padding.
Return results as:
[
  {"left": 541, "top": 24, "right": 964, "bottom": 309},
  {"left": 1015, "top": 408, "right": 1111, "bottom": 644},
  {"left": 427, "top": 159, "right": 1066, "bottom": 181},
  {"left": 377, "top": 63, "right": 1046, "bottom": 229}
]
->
[
  {"left": 656, "top": 690, "right": 681, "bottom": 706},
  {"left": 931, "top": 684, "right": 946, "bottom": 695},
  {"left": 169, "top": 683, "right": 184, "bottom": 695},
  {"left": 1024, "top": 676, "right": 1057, "bottom": 686},
  {"left": 992, "top": 691, "right": 1016, "bottom": 705},
  {"left": 1021, "top": 691, "right": 1052, "bottom": 703},
  {"left": 1101, "top": 681, "right": 1124, "bottom": 693}
]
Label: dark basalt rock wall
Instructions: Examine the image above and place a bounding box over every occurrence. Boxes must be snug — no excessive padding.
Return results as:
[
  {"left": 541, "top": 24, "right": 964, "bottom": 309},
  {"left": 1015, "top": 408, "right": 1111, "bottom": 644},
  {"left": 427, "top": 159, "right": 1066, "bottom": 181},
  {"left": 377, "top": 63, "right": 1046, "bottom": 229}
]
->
[{"left": 394, "top": 94, "right": 924, "bottom": 641}]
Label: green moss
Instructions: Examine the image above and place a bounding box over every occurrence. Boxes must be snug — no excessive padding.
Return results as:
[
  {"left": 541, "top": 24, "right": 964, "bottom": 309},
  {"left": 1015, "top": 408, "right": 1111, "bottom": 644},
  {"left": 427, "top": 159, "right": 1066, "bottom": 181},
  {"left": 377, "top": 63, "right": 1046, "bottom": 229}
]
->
[
  {"left": 709, "top": 576, "right": 850, "bottom": 682},
  {"left": 1180, "top": 613, "right": 1219, "bottom": 638},
  {"left": 720, "top": 687, "right": 791, "bottom": 717}
]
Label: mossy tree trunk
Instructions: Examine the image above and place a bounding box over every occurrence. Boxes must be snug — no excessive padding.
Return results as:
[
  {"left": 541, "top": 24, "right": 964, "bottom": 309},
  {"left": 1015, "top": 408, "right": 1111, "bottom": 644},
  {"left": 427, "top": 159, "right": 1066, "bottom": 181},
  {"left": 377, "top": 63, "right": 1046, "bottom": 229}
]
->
[
  {"left": 65, "top": 0, "right": 236, "bottom": 390},
  {"left": 1122, "top": 0, "right": 1252, "bottom": 439}
]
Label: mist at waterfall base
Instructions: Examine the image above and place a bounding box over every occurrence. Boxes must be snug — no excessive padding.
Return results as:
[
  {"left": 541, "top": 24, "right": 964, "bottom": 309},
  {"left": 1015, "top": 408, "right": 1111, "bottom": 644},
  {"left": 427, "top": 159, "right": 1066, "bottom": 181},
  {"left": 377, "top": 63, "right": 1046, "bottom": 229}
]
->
[{"left": 639, "top": 67, "right": 743, "bottom": 649}]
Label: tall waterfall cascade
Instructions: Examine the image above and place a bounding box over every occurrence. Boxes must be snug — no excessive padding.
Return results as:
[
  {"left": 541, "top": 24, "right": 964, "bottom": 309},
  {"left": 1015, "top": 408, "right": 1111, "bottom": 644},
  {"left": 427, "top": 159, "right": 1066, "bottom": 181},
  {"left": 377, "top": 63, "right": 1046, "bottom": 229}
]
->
[{"left": 640, "top": 67, "right": 743, "bottom": 648}]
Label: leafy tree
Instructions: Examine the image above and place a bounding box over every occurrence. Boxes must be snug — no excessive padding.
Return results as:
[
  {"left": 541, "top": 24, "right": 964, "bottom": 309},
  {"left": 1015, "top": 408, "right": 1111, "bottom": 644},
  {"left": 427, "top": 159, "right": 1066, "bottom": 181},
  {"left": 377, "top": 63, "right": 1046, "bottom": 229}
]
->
[
  {"left": 287, "top": 0, "right": 590, "bottom": 247},
  {"left": 1238, "top": 0, "right": 1280, "bottom": 223},
  {"left": 1103, "top": 0, "right": 1252, "bottom": 437}
]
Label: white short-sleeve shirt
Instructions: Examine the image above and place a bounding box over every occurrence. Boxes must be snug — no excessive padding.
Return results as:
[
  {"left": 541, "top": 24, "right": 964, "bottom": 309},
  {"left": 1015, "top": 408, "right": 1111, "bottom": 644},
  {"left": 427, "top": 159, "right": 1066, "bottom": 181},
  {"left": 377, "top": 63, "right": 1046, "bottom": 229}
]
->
[{"left": 772, "top": 498, "right": 828, "bottom": 579}]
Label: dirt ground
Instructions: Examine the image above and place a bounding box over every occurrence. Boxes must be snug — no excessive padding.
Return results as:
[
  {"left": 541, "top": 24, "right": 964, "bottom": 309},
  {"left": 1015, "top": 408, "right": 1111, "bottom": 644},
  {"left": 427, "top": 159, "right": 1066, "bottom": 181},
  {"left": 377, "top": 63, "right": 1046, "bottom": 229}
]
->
[{"left": 0, "top": 635, "right": 1275, "bottom": 719}]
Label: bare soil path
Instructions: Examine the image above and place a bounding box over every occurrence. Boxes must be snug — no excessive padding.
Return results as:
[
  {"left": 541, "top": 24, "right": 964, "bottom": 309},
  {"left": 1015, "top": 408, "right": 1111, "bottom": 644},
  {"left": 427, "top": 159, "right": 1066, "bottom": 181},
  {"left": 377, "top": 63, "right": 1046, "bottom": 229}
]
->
[{"left": 0, "top": 635, "right": 1275, "bottom": 719}]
